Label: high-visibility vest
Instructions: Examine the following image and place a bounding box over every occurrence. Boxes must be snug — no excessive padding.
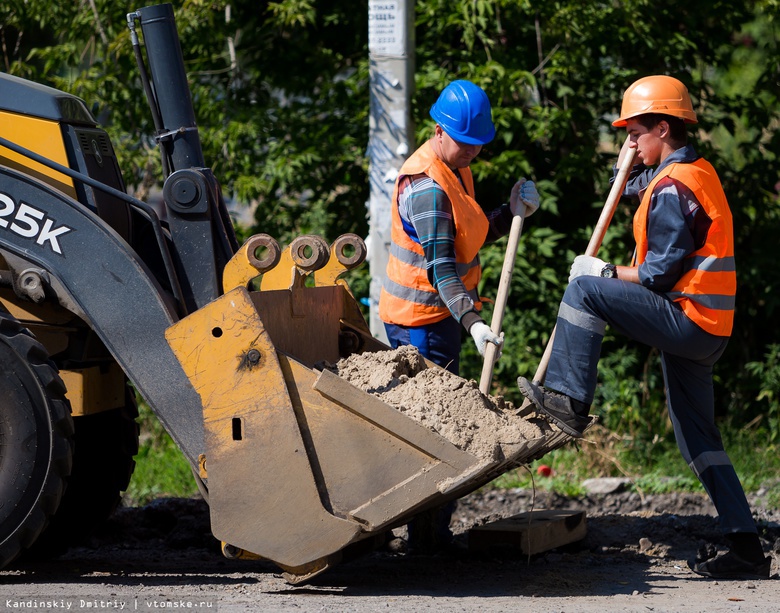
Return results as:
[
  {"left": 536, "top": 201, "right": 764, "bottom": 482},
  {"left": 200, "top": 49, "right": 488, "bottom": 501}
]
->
[
  {"left": 633, "top": 158, "right": 735, "bottom": 337},
  {"left": 379, "top": 141, "right": 489, "bottom": 326}
]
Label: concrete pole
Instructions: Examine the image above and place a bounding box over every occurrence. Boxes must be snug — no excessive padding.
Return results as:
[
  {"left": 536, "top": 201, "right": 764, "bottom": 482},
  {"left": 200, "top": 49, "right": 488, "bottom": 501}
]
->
[{"left": 366, "top": 0, "right": 415, "bottom": 342}]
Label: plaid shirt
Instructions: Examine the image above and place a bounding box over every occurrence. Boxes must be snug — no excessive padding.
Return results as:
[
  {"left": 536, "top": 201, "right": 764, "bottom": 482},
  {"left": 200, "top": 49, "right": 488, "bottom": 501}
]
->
[{"left": 397, "top": 171, "right": 513, "bottom": 330}]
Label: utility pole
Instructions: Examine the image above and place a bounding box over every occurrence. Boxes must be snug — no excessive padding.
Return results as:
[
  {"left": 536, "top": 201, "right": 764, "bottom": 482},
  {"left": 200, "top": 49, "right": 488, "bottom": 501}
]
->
[{"left": 366, "top": 0, "right": 415, "bottom": 342}]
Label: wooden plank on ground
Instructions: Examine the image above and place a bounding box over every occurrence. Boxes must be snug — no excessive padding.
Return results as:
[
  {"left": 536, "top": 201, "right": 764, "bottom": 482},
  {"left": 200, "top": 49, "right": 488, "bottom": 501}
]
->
[{"left": 468, "top": 509, "right": 587, "bottom": 556}]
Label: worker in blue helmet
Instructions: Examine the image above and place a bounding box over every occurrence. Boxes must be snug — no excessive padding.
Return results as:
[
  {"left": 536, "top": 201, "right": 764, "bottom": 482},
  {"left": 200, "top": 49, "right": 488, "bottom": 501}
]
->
[
  {"left": 380, "top": 79, "right": 539, "bottom": 374},
  {"left": 429, "top": 79, "right": 496, "bottom": 145},
  {"left": 379, "top": 79, "right": 540, "bottom": 553}
]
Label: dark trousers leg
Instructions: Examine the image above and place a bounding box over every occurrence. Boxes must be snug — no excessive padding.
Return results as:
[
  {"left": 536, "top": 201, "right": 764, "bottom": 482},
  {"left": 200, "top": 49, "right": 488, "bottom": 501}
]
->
[
  {"left": 662, "top": 353, "right": 757, "bottom": 535},
  {"left": 544, "top": 276, "right": 756, "bottom": 536},
  {"left": 546, "top": 276, "right": 726, "bottom": 403}
]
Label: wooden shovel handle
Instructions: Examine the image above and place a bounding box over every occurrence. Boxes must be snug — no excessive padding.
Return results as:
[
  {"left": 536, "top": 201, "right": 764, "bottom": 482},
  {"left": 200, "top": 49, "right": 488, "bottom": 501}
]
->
[
  {"left": 531, "top": 146, "right": 637, "bottom": 386},
  {"left": 479, "top": 210, "right": 525, "bottom": 394}
]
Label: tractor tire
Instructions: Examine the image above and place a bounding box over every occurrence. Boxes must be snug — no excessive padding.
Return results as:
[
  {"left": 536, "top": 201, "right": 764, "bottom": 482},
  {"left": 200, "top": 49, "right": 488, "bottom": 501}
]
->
[
  {"left": 28, "top": 386, "right": 139, "bottom": 556},
  {"left": 0, "top": 315, "right": 74, "bottom": 569}
]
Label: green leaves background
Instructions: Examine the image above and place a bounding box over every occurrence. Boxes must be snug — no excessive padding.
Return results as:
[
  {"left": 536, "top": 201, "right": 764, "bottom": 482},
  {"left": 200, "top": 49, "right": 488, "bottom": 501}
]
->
[{"left": 3, "top": 0, "right": 779, "bottom": 445}]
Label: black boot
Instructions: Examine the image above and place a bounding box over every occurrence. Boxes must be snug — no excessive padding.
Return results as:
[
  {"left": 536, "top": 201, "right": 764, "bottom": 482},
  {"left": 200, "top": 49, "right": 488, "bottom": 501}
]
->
[
  {"left": 688, "top": 550, "right": 771, "bottom": 580},
  {"left": 517, "top": 377, "right": 592, "bottom": 438},
  {"left": 688, "top": 532, "right": 771, "bottom": 579}
]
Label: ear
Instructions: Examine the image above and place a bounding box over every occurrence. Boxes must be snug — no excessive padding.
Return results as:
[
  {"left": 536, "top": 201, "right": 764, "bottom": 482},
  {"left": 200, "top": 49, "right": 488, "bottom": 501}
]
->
[{"left": 657, "top": 120, "right": 670, "bottom": 138}]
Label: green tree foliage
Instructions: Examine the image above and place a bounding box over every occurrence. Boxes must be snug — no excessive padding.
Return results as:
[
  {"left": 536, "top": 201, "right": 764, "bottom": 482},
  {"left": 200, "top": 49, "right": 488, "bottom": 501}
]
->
[
  {"left": 411, "top": 0, "right": 780, "bottom": 445},
  {"left": 3, "top": 0, "right": 779, "bottom": 442}
]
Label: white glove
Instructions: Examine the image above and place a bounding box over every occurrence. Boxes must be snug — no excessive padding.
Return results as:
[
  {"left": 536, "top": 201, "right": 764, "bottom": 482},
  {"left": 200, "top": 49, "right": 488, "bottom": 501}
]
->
[
  {"left": 470, "top": 321, "right": 504, "bottom": 358},
  {"left": 569, "top": 254, "right": 607, "bottom": 282},
  {"left": 509, "top": 179, "right": 540, "bottom": 218}
]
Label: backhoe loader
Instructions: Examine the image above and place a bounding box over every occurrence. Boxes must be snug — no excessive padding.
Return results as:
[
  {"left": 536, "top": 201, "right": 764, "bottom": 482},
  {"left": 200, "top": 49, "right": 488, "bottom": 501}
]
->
[{"left": 0, "top": 3, "right": 573, "bottom": 583}]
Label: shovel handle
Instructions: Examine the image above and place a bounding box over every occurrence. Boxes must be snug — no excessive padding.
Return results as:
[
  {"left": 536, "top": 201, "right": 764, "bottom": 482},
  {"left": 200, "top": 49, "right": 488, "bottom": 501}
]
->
[
  {"left": 530, "top": 147, "right": 637, "bottom": 386},
  {"left": 479, "top": 211, "right": 525, "bottom": 394}
]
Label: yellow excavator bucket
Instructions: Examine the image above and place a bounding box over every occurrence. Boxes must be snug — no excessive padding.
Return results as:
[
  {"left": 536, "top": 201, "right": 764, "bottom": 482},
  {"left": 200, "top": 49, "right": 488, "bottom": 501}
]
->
[{"left": 166, "top": 234, "right": 573, "bottom": 584}]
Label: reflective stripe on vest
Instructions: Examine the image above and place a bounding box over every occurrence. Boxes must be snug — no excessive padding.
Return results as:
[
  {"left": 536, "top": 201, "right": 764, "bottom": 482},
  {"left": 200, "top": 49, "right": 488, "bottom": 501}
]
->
[
  {"left": 633, "top": 158, "right": 735, "bottom": 336},
  {"left": 379, "top": 141, "right": 489, "bottom": 326}
]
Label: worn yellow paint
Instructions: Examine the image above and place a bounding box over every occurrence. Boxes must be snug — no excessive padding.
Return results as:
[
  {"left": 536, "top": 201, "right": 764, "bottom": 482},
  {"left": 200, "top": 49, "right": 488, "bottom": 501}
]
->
[
  {"left": 221, "top": 239, "right": 258, "bottom": 292},
  {"left": 259, "top": 247, "right": 304, "bottom": 290},
  {"left": 313, "top": 244, "right": 349, "bottom": 289},
  {"left": 0, "top": 110, "right": 76, "bottom": 197},
  {"left": 60, "top": 363, "right": 126, "bottom": 416},
  {"left": 165, "top": 286, "right": 288, "bottom": 428},
  {"left": 165, "top": 286, "right": 363, "bottom": 569}
]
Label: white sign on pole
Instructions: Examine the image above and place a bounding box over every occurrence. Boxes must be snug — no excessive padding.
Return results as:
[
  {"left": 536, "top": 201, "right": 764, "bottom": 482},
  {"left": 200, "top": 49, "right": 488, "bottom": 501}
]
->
[{"left": 368, "top": 1, "right": 405, "bottom": 56}]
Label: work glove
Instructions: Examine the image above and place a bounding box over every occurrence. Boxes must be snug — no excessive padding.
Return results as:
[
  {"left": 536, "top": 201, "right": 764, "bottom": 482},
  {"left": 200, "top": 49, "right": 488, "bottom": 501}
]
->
[
  {"left": 470, "top": 321, "right": 504, "bottom": 359},
  {"left": 509, "top": 179, "right": 540, "bottom": 218},
  {"left": 568, "top": 254, "right": 607, "bottom": 283}
]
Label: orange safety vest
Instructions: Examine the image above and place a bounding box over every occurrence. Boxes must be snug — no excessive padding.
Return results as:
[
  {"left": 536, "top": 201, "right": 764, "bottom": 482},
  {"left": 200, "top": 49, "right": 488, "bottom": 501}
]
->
[
  {"left": 633, "top": 158, "right": 735, "bottom": 337},
  {"left": 379, "top": 141, "right": 489, "bottom": 326}
]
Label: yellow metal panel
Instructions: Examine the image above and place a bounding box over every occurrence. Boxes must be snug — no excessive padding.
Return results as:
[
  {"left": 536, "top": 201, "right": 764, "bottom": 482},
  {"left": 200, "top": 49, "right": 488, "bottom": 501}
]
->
[
  {"left": 165, "top": 287, "right": 361, "bottom": 568},
  {"left": 60, "top": 363, "right": 126, "bottom": 416},
  {"left": 0, "top": 110, "right": 76, "bottom": 197}
]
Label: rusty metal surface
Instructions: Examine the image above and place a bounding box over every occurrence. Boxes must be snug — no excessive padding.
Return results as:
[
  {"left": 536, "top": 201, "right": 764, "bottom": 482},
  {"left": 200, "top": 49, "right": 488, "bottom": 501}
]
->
[
  {"left": 315, "top": 234, "right": 367, "bottom": 288},
  {"left": 166, "top": 287, "right": 362, "bottom": 568},
  {"left": 164, "top": 272, "right": 575, "bottom": 582},
  {"left": 223, "top": 233, "right": 367, "bottom": 295},
  {"left": 221, "top": 234, "right": 281, "bottom": 292}
]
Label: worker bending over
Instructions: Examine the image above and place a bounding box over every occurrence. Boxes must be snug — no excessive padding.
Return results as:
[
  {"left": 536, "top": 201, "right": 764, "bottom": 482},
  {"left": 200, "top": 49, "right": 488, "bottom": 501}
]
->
[
  {"left": 379, "top": 79, "right": 538, "bottom": 553},
  {"left": 379, "top": 79, "right": 539, "bottom": 376},
  {"left": 518, "top": 75, "right": 771, "bottom": 580}
]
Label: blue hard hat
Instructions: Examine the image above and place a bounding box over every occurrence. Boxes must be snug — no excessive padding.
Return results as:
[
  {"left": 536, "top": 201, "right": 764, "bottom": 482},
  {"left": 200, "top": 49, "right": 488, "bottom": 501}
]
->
[{"left": 429, "top": 80, "right": 496, "bottom": 145}]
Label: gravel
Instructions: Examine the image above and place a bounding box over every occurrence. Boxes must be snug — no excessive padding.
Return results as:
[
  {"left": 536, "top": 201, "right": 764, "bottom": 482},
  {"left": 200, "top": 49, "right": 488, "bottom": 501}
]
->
[{"left": 2, "top": 485, "right": 779, "bottom": 613}]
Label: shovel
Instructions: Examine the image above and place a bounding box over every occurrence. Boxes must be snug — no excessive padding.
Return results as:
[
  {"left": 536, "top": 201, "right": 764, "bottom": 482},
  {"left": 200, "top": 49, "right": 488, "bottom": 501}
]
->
[
  {"left": 528, "top": 146, "right": 637, "bottom": 394},
  {"left": 479, "top": 204, "right": 526, "bottom": 395}
]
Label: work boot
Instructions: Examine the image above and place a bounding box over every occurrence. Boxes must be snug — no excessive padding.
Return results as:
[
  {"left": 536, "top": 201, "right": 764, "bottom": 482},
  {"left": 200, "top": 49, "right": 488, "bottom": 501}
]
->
[
  {"left": 517, "top": 376, "right": 591, "bottom": 438},
  {"left": 688, "top": 550, "right": 772, "bottom": 580}
]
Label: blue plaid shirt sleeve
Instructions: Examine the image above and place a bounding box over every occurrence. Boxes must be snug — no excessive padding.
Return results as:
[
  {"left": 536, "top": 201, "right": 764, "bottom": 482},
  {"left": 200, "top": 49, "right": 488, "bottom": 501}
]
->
[{"left": 398, "top": 173, "right": 513, "bottom": 329}]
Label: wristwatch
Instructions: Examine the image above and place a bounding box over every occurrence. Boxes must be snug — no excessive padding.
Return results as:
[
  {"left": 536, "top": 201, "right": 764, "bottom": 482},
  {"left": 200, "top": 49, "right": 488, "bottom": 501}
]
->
[{"left": 600, "top": 263, "right": 618, "bottom": 279}]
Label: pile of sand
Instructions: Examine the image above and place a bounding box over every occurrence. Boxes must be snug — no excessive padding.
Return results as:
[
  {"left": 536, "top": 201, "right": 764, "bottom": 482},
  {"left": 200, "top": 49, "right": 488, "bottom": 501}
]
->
[{"left": 328, "top": 345, "right": 543, "bottom": 461}]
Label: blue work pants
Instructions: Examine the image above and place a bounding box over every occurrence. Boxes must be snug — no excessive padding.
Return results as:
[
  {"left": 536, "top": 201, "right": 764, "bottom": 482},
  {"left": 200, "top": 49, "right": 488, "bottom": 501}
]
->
[
  {"left": 384, "top": 316, "right": 462, "bottom": 375},
  {"left": 545, "top": 276, "right": 757, "bottom": 536}
]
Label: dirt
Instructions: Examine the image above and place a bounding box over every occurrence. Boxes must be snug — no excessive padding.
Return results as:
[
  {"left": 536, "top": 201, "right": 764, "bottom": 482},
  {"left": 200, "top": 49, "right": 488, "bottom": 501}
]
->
[
  {"left": 3, "top": 347, "right": 779, "bottom": 612},
  {"left": 327, "top": 345, "right": 542, "bottom": 460},
  {"left": 2, "top": 486, "right": 779, "bottom": 613}
]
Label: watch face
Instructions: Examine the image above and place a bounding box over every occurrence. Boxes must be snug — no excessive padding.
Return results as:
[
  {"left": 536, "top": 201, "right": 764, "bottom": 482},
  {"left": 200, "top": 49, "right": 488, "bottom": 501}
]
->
[{"left": 601, "top": 265, "right": 616, "bottom": 278}]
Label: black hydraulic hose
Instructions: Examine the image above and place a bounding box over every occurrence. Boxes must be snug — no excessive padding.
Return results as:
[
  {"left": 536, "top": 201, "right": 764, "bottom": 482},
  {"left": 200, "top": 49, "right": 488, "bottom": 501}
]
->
[
  {"left": 0, "top": 134, "right": 186, "bottom": 312},
  {"left": 127, "top": 11, "right": 171, "bottom": 179}
]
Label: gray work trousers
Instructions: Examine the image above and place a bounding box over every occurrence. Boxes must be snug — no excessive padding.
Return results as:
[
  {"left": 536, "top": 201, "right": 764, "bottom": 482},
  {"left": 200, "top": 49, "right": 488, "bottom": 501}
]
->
[{"left": 545, "top": 275, "right": 757, "bottom": 535}]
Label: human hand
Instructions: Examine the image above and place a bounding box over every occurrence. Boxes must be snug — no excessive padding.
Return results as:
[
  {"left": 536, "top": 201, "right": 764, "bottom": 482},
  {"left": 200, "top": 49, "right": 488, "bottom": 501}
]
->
[
  {"left": 509, "top": 179, "right": 540, "bottom": 218},
  {"left": 470, "top": 321, "right": 504, "bottom": 358},
  {"left": 569, "top": 255, "right": 607, "bottom": 282}
]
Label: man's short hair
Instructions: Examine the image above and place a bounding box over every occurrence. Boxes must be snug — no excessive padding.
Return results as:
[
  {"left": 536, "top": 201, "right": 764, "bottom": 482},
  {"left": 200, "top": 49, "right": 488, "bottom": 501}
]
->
[{"left": 635, "top": 113, "right": 689, "bottom": 145}]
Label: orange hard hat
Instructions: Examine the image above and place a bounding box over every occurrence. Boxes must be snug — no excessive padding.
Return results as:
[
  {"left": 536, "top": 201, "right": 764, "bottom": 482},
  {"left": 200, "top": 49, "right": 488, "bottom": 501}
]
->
[{"left": 612, "top": 75, "right": 697, "bottom": 127}]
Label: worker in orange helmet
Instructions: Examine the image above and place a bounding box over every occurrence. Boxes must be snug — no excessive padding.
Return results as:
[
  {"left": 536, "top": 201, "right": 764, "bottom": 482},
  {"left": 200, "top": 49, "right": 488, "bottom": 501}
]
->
[{"left": 518, "top": 75, "right": 771, "bottom": 580}]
